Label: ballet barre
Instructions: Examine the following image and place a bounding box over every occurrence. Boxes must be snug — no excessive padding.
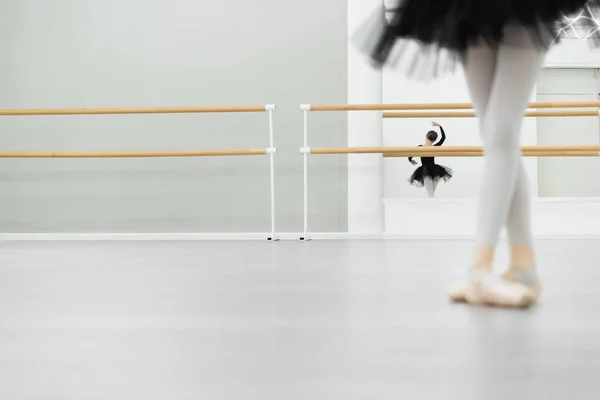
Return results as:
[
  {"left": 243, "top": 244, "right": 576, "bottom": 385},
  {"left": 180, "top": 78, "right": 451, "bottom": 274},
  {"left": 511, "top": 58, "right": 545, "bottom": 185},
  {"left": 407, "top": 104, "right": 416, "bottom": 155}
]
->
[
  {"left": 383, "top": 150, "right": 600, "bottom": 157},
  {"left": 383, "top": 110, "right": 599, "bottom": 118},
  {"left": 0, "top": 105, "right": 270, "bottom": 116},
  {"left": 306, "top": 145, "right": 600, "bottom": 155},
  {"left": 0, "top": 104, "right": 278, "bottom": 240},
  {"left": 304, "top": 101, "right": 600, "bottom": 112},
  {"left": 0, "top": 149, "right": 271, "bottom": 158},
  {"left": 299, "top": 101, "right": 600, "bottom": 240}
]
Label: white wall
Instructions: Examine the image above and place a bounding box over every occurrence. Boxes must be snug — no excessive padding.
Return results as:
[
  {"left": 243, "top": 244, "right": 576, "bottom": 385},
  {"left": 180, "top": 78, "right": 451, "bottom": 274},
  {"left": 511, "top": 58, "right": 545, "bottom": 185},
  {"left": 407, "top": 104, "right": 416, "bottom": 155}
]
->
[
  {"left": 546, "top": 39, "right": 600, "bottom": 67},
  {"left": 347, "top": 0, "right": 383, "bottom": 233},
  {"left": 0, "top": 0, "right": 349, "bottom": 234},
  {"left": 537, "top": 69, "right": 600, "bottom": 197}
]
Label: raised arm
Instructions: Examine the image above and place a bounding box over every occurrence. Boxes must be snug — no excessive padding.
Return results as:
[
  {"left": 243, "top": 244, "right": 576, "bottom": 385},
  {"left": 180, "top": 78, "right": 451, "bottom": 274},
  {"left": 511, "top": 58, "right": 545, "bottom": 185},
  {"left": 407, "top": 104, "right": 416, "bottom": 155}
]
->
[{"left": 434, "top": 126, "right": 446, "bottom": 146}]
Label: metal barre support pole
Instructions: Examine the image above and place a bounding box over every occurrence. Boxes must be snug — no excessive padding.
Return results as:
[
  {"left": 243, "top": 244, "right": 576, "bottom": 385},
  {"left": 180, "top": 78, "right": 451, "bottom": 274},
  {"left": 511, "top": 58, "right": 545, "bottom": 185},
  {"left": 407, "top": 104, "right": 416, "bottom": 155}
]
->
[
  {"left": 266, "top": 105, "right": 278, "bottom": 241},
  {"left": 300, "top": 105, "right": 311, "bottom": 241}
]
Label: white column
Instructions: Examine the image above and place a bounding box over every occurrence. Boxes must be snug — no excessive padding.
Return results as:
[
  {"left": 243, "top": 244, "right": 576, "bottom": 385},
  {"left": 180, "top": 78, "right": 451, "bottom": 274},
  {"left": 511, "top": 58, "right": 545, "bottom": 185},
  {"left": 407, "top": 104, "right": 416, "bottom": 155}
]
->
[{"left": 347, "top": 0, "right": 384, "bottom": 233}]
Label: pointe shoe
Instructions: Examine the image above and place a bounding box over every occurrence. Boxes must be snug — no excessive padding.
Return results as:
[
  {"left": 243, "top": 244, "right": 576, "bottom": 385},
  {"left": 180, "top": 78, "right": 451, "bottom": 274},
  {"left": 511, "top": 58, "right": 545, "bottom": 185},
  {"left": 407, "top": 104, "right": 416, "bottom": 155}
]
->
[
  {"left": 449, "top": 246, "right": 494, "bottom": 304},
  {"left": 504, "top": 245, "right": 542, "bottom": 302},
  {"left": 503, "top": 268, "right": 542, "bottom": 302},
  {"left": 449, "top": 280, "right": 469, "bottom": 303},
  {"left": 449, "top": 268, "right": 492, "bottom": 306},
  {"left": 473, "top": 278, "right": 536, "bottom": 308},
  {"left": 450, "top": 272, "right": 537, "bottom": 308}
]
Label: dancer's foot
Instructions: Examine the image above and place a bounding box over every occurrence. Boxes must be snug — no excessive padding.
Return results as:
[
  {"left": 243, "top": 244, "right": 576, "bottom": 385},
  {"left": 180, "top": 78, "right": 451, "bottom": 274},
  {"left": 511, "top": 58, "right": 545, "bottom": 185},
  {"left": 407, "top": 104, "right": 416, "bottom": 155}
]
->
[
  {"left": 449, "top": 245, "right": 537, "bottom": 308},
  {"left": 469, "top": 275, "right": 536, "bottom": 308},
  {"left": 449, "top": 267, "right": 490, "bottom": 305},
  {"left": 449, "top": 272, "right": 536, "bottom": 308},
  {"left": 449, "top": 246, "right": 493, "bottom": 304},
  {"left": 504, "top": 244, "right": 542, "bottom": 300},
  {"left": 503, "top": 267, "right": 542, "bottom": 300},
  {"left": 449, "top": 280, "right": 469, "bottom": 303}
]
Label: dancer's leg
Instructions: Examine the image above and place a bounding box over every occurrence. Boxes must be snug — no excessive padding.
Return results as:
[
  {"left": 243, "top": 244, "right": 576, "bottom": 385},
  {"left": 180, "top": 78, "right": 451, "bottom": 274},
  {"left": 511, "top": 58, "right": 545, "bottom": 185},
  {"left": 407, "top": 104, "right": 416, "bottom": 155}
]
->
[
  {"left": 424, "top": 178, "right": 435, "bottom": 198},
  {"left": 504, "top": 167, "right": 541, "bottom": 296},
  {"left": 463, "top": 40, "right": 497, "bottom": 124},
  {"left": 469, "top": 26, "right": 545, "bottom": 306},
  {"left": 450, "top": 28, "right": 545, "bottom": 306},
  {"left": 475, "top": 26, "right": 545, "bottom": 251},
  {"left": 449, "top": 41, "right": 497, "bottom": 302},
  {"left": 463, "top": 39, "right": 537, "bottom": 271},
  {"left": 461, "top": 40, "right": 499, "bottom": 272}
]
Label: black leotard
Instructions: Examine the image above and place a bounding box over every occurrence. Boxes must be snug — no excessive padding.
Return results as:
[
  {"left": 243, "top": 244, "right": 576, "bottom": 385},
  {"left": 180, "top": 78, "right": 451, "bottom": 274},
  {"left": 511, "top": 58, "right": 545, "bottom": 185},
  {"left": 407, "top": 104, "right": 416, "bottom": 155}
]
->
[{"left": 408, "top": 126, "right": 446, "bottom": 165}]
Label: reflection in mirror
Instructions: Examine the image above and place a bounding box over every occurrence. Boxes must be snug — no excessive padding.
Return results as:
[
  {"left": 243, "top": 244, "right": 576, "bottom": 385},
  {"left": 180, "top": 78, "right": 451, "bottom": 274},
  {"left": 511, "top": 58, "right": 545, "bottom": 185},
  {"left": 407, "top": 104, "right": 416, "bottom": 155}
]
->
[{"left": 536, "top": 68, "right": 600, "bottom": 197}]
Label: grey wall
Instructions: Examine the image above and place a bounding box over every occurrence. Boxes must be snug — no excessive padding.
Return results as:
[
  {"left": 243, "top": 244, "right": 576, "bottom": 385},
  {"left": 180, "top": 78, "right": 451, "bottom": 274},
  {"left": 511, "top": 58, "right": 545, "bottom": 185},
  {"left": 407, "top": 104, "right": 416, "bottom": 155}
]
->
[{"left": 0, "top": 0, "right": 348, "bottom": 233}]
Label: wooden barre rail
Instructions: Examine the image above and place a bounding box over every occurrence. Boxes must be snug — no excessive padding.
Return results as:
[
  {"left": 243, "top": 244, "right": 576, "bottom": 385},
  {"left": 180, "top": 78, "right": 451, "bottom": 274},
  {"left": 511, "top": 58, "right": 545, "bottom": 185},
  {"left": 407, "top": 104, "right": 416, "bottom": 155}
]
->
[
  {"left": 308, "top": 145, "right": 600, "bottom": 155},
  {"left": 306, "top": 102, "right": 600, "bottom": 112},
  {"left": 383, "top": 151, "right": 600, "bottom": 157},
  {"left": 383, "top": 110, "right": 598, "bottom": 118},
  {"left": 0, "top": 106, "right": 271, "bottom": 116},
  {"left": 0, "top": 149, "right": 268, "bottom": 158}
]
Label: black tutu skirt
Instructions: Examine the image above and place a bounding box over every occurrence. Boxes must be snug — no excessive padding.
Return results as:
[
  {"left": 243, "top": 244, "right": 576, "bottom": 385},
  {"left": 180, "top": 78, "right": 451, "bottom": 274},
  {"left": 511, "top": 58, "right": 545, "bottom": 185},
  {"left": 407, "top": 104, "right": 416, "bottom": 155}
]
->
[
  {"left": 353, "top": 0, "right": 600, "bottom": 78},
  {"left": 408, "top": 164, "right": 453, "bottom": 187}
]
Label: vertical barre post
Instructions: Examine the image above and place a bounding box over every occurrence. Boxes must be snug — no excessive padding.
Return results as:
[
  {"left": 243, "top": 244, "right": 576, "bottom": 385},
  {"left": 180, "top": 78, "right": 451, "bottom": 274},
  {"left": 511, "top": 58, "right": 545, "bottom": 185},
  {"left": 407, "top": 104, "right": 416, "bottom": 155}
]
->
[
  {"left": 300, "top": 104, "right": 310, "bottom": 241},
  {"left": 266, "top": 105, "right": 278, "bottom": 241},
  {"left": 597, "top": 109, "right": 600, "bottom": 144}
]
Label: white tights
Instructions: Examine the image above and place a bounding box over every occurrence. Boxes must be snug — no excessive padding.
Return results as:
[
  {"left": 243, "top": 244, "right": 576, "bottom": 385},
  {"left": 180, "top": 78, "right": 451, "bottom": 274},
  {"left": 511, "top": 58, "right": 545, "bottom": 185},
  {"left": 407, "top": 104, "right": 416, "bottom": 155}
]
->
[
  {"left": 424, "top": 178, "right": 439, "bottom": 198},
  {"left": 463, "top": 25, "right": 546, "bottom": 248}
]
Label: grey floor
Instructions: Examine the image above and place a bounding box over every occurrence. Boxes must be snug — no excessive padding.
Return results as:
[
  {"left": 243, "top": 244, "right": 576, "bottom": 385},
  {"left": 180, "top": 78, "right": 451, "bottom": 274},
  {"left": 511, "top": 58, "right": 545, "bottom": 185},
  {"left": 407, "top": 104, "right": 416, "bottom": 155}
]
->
[{"left": 0, "top": 240, "right": 599, "bottom": 400}]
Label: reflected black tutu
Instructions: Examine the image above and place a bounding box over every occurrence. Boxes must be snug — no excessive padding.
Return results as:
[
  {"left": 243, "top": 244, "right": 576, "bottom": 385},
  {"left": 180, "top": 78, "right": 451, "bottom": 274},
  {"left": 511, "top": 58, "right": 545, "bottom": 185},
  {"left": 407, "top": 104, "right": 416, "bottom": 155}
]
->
[
  {"left": 353, "top": 0, "right": 600, "bottom": 78},
  {"left": 408, "top": 164, "right": 453, "bottom": 187}
]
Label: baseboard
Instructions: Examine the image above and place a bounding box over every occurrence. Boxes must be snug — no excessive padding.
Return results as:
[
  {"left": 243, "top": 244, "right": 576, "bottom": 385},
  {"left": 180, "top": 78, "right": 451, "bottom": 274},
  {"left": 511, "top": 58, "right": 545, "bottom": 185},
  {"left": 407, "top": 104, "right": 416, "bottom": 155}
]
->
[
  {"left": 0, "top": 232, "right": 383, "bottom": 241},
  {"left": 381, "top": 233, "right": 600, "bottom": 240},
  {"left": 0, "top": 232, "right": 596, "bottom": 241}
]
